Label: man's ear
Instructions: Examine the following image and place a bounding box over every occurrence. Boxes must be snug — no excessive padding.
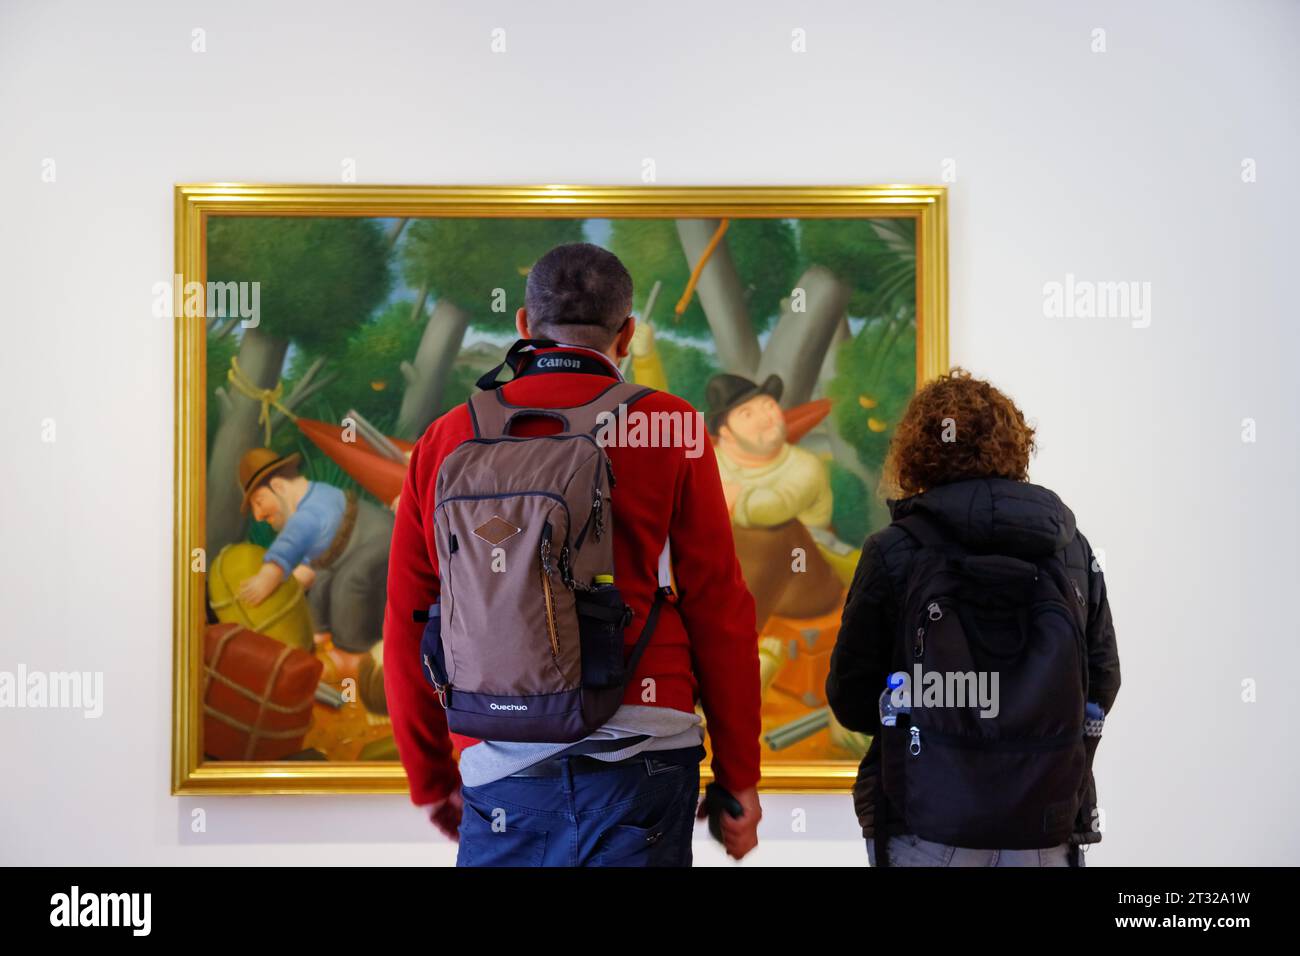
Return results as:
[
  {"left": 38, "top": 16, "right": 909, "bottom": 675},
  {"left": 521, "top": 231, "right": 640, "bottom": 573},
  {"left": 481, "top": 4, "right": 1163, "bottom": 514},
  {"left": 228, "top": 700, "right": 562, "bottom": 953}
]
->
[
  {"left": 613, "top": 315, "right": 636, "bottom": 360},
  {"left": 515, "top": 307, "right": 529, "bottom": 339}
]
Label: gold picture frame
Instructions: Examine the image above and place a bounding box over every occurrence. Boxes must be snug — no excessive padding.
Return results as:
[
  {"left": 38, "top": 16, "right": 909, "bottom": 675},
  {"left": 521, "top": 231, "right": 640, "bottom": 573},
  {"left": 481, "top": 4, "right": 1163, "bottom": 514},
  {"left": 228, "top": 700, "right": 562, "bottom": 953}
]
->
[{"left": 172, "top": 184, "right": 949, "bottom": 795}]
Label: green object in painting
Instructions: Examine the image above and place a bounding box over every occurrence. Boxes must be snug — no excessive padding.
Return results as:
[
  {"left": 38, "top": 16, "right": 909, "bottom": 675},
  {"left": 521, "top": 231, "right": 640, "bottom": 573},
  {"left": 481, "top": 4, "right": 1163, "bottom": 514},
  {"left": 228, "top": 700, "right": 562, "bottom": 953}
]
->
[{"left": 359, "top": 736, "right": 399, "bottom": 761}]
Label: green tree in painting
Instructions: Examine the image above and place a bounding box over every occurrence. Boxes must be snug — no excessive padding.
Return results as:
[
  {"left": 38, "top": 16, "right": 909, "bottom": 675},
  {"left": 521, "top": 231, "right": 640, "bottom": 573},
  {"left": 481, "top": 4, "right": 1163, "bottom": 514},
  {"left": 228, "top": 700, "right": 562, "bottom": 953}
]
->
[
  {"left": 810, "top": 218, "right": 918, "bottom": 472},
  {"left": 284, "top": 299, "right": 425, "bottom": 432},
  {"left": 800, "top": 218, "right": 917, "bottom": 325},
  {"left": 205, "top": 217, "right": 391, "bottom": 553},
  {"left": 816, "top": 218, "right": 918, "bottom": 539}
]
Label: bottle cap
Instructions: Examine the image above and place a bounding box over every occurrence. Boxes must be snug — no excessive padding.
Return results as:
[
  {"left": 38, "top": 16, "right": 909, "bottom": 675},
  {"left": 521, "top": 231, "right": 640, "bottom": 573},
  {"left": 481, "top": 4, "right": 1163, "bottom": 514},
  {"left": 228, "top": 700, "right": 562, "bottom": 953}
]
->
[{"left": 594, "top": 574, "right": 614, "bottom": 585}]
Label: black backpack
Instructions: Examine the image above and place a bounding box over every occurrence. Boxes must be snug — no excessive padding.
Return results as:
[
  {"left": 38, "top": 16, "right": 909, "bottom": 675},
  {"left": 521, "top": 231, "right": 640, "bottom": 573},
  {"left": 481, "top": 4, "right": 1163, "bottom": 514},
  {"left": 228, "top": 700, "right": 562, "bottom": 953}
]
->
[{"left": 878, "top": 510, "right": 1091, "bottom": 851}]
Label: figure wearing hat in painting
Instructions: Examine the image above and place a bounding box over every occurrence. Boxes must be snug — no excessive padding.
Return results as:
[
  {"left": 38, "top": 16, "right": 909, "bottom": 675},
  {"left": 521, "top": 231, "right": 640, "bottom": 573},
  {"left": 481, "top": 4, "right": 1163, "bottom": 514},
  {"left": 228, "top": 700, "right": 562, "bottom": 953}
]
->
[
  {"left": 705, "top": 373, "right": 846, "bottom": 690},
  {"left": 235, "top": 448, "right": 394, "bottom": 679}
]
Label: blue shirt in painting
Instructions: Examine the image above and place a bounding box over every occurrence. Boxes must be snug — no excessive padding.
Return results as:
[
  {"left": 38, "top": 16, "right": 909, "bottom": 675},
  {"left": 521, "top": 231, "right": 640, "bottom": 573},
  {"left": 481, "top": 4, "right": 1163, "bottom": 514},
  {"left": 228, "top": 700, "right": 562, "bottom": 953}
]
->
[{"left": 263, "top": 482, "right": 346, "bottom": 575}]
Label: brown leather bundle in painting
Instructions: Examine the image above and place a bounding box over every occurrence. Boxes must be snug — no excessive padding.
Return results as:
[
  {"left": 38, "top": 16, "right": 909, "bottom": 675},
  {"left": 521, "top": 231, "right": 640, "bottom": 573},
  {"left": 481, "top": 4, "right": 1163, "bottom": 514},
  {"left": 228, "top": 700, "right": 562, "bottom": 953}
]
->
[{"left": 202, "top": 622, "right": 323, "bottom": 760}]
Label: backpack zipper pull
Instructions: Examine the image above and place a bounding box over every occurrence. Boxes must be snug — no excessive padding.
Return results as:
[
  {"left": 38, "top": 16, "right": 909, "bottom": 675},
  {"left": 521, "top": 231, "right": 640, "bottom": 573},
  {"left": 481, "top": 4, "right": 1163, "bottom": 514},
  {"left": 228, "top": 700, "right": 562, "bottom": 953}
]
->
[
  {"left": 422, "top": 655, "right": 449, "bottom": 709},
  {"left": 913, "top": 626, "right": 925, "bottom": 660},
  {"left": 593, "top": 488, "right": 604, "bottom": 541},
  {"left": 539, "top": 521, "right": 554, "bottom": 576},
  {"left": 927, "top": 601, "right": 943, "bottom": 621},
  {"left": 909, "top": 726, "right": 922, "bottom": 756}
]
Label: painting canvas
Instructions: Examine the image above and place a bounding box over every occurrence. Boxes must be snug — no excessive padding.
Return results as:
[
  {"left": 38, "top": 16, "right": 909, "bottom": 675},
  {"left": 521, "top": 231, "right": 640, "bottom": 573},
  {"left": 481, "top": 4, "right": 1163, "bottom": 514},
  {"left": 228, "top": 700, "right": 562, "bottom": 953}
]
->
[{"left": 172, "top": 185, "right": 947, "bottom": 794}]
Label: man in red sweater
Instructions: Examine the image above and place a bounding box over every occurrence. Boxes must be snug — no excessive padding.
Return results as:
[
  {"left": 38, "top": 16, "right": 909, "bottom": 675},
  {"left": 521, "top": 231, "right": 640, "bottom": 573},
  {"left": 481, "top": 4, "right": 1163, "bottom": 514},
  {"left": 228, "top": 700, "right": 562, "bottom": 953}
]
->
[{"left": 384, "top": 242, "right": 762, "bottom": 865}]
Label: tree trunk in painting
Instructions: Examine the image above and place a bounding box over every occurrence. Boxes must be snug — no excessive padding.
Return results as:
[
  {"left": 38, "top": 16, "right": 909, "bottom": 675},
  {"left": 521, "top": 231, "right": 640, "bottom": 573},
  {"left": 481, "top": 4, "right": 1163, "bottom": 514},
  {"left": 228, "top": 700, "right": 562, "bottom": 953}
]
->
[
  {"left": 675, "top": 219, "right": 761, "bottom": 377},
  {"left": 206, "top": 328, "right": 289, "bottom": 555},
  {"left": 396, "top": 298, "right": 471, "bottom": 440},
  {"left": 756, "top": 265, "right": 852, "bottom": 407}
]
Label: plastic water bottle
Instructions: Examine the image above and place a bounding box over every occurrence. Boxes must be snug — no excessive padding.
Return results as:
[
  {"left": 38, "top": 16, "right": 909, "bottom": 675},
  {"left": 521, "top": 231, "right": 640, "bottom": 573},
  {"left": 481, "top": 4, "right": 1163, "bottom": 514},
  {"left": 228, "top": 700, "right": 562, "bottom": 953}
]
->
[{"left": 879, "top": 671, "right": 912, "bottom": 727}]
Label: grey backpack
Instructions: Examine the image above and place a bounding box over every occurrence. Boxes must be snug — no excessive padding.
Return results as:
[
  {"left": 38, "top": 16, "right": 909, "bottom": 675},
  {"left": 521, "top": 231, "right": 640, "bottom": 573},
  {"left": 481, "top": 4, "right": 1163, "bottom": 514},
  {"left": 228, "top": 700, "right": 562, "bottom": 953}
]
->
[{"left": 417, "top": 381, "right": 672, "bottom": 743}]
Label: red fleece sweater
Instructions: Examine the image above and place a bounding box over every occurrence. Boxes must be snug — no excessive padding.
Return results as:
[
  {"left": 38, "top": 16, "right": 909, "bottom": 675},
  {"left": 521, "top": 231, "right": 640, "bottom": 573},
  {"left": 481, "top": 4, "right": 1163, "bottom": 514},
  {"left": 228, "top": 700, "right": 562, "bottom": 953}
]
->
[{"left": 383, "top": 346, "right": 761, "bottom": 804}]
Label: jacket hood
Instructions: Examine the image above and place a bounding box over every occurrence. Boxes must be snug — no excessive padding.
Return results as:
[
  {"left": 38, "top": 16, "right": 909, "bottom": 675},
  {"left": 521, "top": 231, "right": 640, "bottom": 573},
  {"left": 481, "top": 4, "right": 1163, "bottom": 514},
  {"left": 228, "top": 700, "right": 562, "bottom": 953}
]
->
[{"left": 888, "top": 478, "right": 1076, "bottom": 557}]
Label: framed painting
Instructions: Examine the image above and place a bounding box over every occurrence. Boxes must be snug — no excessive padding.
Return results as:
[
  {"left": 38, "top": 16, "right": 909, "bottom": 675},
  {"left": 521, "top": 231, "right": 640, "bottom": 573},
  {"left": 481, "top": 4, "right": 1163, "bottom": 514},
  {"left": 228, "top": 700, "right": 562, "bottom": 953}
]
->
[{"left": 171, "top": 184, "right": 948, "bottom": 794}]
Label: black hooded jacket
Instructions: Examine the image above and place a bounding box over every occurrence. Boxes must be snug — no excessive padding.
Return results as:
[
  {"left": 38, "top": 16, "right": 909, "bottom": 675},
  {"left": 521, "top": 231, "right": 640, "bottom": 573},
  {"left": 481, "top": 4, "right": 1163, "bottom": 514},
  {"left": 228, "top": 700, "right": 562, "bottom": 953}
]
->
[
  {"left": 827, "top": 478, "right": 1121, "bottom": 842},
  {"left": 828, "top": 477, "right": 1120, "bottom": 736}
]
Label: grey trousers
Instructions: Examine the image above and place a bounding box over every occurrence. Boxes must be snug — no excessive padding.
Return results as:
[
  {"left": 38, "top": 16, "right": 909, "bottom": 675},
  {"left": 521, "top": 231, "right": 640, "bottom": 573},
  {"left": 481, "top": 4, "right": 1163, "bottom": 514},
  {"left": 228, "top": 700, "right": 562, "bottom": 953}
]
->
[
  {"left": 307, "top": 499, "right": 393, "bottom": 653},
  {"left": 868, "top": 833, "right": 1083, "bottom": 867}
]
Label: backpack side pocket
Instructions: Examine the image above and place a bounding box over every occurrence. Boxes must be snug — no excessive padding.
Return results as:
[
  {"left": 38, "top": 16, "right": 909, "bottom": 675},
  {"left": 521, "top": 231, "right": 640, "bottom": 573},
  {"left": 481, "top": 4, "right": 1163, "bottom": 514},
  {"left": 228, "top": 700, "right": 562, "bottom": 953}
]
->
[
  {"left": 575, "top": 585, "right": 632, "bottom": 690},
  {"left": 419, "top": 604, "right": 449, "bottom": 706}
]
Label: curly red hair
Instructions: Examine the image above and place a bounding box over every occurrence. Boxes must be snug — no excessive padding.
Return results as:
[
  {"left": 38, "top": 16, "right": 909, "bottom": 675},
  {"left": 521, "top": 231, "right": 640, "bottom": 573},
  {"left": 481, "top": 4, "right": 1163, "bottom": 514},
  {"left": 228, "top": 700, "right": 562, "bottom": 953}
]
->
[{"left": 883, "top": 368, "right": 1036, "bottom": 498}]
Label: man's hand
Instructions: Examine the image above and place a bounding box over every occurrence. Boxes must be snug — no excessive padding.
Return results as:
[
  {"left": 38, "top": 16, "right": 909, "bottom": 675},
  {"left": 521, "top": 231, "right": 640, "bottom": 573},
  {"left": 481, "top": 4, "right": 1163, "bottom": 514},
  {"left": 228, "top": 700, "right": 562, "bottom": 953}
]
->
[
  {"left": 699, "top": 785, "right": 761, "bottom": 860},
  {"left": 238, "top": 562, "right": 284, "bottom": 607},
  {"left": 419, "top": 789, "right": 463, "bottom": 842}
]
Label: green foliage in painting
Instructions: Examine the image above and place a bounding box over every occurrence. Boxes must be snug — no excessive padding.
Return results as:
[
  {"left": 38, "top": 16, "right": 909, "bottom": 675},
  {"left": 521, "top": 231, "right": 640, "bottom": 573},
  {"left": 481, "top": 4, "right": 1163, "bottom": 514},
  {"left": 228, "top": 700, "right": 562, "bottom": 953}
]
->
[
  {"left": 827, "top": 315, "right": 916, "bottom": 472},
  {"left": 206, "top": 217, "right": 393, "bottom": 353},
  {"left": 801, "top": 218, "right": 916, "bottom": 322},
  {"left": 828, "top": 461, "right": 871, "bottom": 548},
  {"left": 807, "top": 218, "right": 918, "bottom": 481},
  {"left": 401, "top": 218, "right": 583, "bottom": 331},
  {"left": 657, "top": 336, "right": 720, "bottom": 410},
  {"left": 284, "top": 299, "right": 425, "bottom": 428}
]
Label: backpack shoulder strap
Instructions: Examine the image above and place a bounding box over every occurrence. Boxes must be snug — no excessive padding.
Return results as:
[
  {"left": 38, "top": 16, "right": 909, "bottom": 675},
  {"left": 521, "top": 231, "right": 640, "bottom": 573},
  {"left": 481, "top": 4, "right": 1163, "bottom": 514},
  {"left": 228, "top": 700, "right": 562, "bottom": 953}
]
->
[
  {"left": 562, "top": 381, "right": 656, "bottom": 436},
  {"left": 1046, "top": 543, "right": 1090, "bottom": 639}
]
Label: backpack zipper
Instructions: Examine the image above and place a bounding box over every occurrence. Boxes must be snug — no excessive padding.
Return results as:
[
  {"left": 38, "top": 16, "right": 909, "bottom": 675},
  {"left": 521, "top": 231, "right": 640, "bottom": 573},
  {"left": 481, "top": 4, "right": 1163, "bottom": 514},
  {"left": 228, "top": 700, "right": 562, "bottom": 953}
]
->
[
  {"left": 539, "top": 521, "right": 561, "bottom": 662},
  {"left": 573, "top": 486, "right": 604, "bottom": 551},
  {"left": 913, "top": 599, "right": 945, "bottom": 659},
  {"left": 436, "top": 492, "right": 573, "bottom": 549},
  {"left": 574, "top": 447, "right": 612, "bottom": 551}
]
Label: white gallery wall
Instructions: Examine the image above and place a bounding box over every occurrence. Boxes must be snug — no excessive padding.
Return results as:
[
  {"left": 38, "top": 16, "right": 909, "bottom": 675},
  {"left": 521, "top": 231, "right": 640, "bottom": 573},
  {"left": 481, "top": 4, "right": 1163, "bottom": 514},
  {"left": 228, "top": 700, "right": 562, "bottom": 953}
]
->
[{"left": 1, "top": 0, "right": 1297, "bottom": 865}]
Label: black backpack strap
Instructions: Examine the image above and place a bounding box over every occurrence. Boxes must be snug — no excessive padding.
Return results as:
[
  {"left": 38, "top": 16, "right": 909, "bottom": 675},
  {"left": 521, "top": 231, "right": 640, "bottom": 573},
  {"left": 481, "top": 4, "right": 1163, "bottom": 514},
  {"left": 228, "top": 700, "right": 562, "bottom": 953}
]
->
[
  {"left": 1042, "top": 545, "right": 1090, "bottom": 665},
  {"left": 624, "top": 585, "right": 673, "bottom": 678}
]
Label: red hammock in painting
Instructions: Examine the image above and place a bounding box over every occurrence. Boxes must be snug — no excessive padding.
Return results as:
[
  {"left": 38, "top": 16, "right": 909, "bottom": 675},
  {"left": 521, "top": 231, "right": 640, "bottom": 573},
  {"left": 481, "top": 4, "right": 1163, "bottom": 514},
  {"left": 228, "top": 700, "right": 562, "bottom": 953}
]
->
[{"left": 294, "top": 418, "right": 412, "bottom": 507}]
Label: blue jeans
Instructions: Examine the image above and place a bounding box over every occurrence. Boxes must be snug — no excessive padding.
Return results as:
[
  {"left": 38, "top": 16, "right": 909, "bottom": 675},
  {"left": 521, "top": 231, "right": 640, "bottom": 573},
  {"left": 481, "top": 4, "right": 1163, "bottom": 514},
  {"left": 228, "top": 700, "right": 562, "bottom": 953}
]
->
[
  {"left": 457, "top": 751, "right": 701, "bottom": 867},
  {"left": 867, "top": 834, "right": 1083, "bottom": 867}
]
